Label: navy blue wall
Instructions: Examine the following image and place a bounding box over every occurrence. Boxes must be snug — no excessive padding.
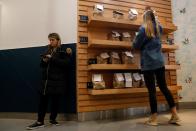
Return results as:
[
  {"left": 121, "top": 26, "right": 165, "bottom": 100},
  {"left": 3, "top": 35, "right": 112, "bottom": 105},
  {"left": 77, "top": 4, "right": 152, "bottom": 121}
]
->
[{"left": 0, "top": 44, "right": 76, "bottom": 113}]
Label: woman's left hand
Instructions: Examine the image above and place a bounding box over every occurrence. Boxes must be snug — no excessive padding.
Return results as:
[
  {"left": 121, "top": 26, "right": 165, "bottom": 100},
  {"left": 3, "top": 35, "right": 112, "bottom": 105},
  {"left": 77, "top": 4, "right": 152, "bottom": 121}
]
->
[{"left": 66, "top": 48, "right": 72, "bottom": 55}]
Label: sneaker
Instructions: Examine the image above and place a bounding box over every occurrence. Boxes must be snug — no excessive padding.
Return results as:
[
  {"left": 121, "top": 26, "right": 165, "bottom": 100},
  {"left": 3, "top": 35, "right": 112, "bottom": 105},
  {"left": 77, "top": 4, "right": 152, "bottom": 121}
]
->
[
  {"left": 145, "top": 116, "right": 158, "bottom": 126},
  {"left": 169, "top": 114, "right": 181, "bottom": 124},
  {"left": 50, "top": 120, "right": 60, "bottom": 126},
  {"left": 26, "top": 121, "right": 44, "bottom": 130}
]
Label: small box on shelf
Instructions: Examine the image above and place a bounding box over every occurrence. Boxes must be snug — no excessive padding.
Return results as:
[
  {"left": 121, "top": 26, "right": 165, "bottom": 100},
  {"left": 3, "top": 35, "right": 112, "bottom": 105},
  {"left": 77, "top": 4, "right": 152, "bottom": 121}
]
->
[{"left": 113, "top": 73, "right": 125, "bottom": 88}]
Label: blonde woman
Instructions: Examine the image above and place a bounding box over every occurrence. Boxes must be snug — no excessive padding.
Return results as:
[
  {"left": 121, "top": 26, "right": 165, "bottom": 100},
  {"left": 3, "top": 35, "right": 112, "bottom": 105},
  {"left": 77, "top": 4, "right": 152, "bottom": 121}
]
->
[
  {"left": 27, "top": 33, "right": 72, "bottom": 130},
  {"left": 133, "top": 11, "right": 180, "bottom": 126}
]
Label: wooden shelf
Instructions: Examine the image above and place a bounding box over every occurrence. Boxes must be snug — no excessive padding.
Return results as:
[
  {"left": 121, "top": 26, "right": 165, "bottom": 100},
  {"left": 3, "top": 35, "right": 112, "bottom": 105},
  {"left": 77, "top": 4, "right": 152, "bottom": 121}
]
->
[
  {"left": 88, "top": 15, "right": 141, "bottom": 31},
  {"left": 88, "top": 86, "right": 181, "bottom": 95},
  {"left": 88, "top": 15, "right": 177, "bottom": 34},
  {"left": 88, "top": 64, "right": 139, "bottom": 70},
  {"left": 162, "top": 44, "right": 179, "bottom": 51},
  {"left": 88, "top": 64, "right": 180, "bottom": 71},
  {"left": 88, "top": 39, "right": 179, "bottom": 51},
  {"left": 165, "top": 65, "right": 181, "bottom": 70},
  {"left": 88, "top": 39, "right": 131, "bottom": 49}
]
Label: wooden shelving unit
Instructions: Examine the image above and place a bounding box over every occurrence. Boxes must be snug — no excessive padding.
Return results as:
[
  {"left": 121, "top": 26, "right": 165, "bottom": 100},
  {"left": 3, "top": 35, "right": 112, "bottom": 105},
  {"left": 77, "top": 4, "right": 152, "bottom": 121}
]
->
[
  {"left": 88, "top": 64, "right": 180, "bottom": 71},
  {"left": 88, "top": 86, "right": 182, "bottom": 95},
  {"left": 77, "top": 0, "right": 180, "bottom": 112},
  {"left": 88, "top": 39, "right": 179, "bottom": 51}
]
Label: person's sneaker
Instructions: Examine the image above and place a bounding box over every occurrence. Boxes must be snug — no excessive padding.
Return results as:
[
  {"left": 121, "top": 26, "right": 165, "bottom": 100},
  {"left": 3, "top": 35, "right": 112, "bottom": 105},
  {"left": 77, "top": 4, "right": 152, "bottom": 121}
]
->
[
  {"left": 26, "top": 121, "right": 44, "bottom": 130},
  {"left": 50, "top": 120, "right": 60, "bottom": 126},
  {"left": 145, "top": 116, "right": 158, "bottom": 126},
  {"left": 169, "top": 114, "right": 181, "bottom": 124}
]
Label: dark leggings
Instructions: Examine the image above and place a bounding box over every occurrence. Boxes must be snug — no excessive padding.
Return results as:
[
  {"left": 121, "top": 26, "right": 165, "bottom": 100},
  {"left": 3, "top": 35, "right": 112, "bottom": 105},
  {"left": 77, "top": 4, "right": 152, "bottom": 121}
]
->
[
  {"left": 37, "top": 94, "right": 60, "bottom": 123},
  {"left": 143, "top": 67, "right": 175, "bottom": 114}
]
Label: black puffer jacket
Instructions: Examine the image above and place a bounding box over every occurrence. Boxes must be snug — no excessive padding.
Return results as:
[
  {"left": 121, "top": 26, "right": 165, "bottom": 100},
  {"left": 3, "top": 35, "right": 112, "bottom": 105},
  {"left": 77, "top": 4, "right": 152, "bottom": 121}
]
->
[{"left": 40, "top": 47, "right": 71, "bottom": 95}]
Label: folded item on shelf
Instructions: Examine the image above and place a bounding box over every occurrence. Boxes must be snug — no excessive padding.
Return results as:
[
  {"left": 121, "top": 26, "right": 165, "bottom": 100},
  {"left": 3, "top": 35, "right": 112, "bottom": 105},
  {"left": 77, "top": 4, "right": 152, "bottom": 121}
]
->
[
  {"left": 107, "top": 31, "right": 121, "bottom": 41},
  {"left": 128, "top": 8, "right": 138, "bottom": 20},
  {"left": 124, "top": 73, "right": 133, "bottom": 87},
  {"left": 121, "top": 32, "right": 132, "bottom": 42},
  {"left": 110, "top": 52, "right": 121, "bottom": 64},
  {"left": 113, "top": 10, "right": 124, "bottom": 19},
  {"left": 93, "top": 4, "right": 104, "bottom": 15},
  {"left": 132, "top": 73, "right": 142, "bottom": 88},
  {"left": 122, "top": 51, "right": 134, "bottom": 64},
  {"left": 97, "top": 52, "right": 110, "bottom": 64},
  {"left": 140, "top": 74, "right": 146, "bottom": 88},
  {"left": 92, "top": 74, "right": 106, "bottom": 89},
  {"left": 113, "top": 73, "right": 125, "bottom": 88}
]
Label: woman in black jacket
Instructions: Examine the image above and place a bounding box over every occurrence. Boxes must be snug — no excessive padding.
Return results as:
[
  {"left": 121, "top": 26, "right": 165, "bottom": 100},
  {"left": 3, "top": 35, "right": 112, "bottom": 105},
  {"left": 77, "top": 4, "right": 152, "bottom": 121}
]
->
[{"left": 27, "top": 33, "right": 72, "bottom": 130}]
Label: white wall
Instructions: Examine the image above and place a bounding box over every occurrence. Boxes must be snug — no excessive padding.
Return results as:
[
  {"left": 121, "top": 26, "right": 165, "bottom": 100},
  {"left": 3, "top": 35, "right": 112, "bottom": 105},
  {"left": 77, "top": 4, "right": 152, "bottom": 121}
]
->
[
  {"left": 172, "top": 0, "right": 196, "bottom": 102},
  {"left": 0, "top": 0, "right": 77, "bottom": 50}
]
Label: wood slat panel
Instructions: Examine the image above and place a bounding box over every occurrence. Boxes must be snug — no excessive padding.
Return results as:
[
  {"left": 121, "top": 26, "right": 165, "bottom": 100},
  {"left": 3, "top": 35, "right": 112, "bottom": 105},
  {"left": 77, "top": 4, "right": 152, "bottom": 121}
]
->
[
  {"left": 78, "top": 92, "right": 174, "bottom": 100},
  {"left": 78, "top": 27, "right": 88, "bottom": 32},
  {"left": 78, "top": 87, "right": 179, "bottom": 95},
  {"left": 77, "top": 0, "right": 179, "bottom": 113},
  {"left": 78, "top": 95, "right": 177, "bottom": 107},
  {"left": 77, "top": 44, "right": 88, "bottom": 49},
  {"left": 78, "top": 99, "right": 178, "bottom": 112},
  {"left": 78, "top": 60, "right": 88, "bottom": 66},
  {"left": 78, "top": 71, "right": 88, "bottom": 77},
  {"left": 79, "top": 0, "right": 172, "bottom": 12},
  {"left": 78, "top": 66, "right": 88, "bottom": 71},
  {"left": 170, "top": 71, "right": 177, "bottom": 76},
  {"left": 78, "top": 54, "right": 88, "bottom": 60},
  {"left": 78, "top": 0, "right": 172, "bottom": 18}
]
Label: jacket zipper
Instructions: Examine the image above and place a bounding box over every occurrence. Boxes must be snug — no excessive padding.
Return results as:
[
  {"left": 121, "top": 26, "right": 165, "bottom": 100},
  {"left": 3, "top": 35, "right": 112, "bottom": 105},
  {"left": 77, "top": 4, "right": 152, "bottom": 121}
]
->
[
  {"left": 43, "top": 63, "right": 50, "bottom": 95},
  {"left": 43, "top": 51, "right": 54, "bottom": 95}
]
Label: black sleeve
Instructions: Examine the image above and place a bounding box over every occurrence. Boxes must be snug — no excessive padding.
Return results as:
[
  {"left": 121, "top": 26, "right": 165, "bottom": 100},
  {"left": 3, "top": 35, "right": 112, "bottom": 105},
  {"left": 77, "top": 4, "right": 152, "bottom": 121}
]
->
[
  {"left": 40, "top": 58, "right": 48, "bottom": 68},
  {"left": 50, "top": 52, "right": 71, "bottom": 68}
]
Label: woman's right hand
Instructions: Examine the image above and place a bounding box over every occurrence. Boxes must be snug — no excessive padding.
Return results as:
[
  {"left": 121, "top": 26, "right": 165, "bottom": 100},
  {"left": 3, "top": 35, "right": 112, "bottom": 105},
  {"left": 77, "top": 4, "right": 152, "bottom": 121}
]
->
[
  {"left": 45, "top": 54, "right": 52, "bottom": 58},
  {"left": 42, "top": 54, "right": 51, "bottom": 62},
  {"left": 43, "top": 57, "right": 49, "bottom": 62}
]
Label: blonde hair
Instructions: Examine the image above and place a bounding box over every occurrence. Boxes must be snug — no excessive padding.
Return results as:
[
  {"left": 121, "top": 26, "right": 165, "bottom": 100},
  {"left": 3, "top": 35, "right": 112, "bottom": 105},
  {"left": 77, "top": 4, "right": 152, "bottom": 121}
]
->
[
  {"left": 143, "top": 10, "right": 160, "bottom": 38},
  {"left": 48, "top": 33, "right": 61, "bottom": 46}
]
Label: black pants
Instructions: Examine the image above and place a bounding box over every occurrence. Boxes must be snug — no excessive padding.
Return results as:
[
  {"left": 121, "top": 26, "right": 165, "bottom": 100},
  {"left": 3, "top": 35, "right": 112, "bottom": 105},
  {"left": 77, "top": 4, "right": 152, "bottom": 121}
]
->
[
  {"left": 143, "top": 67, "right": 175, "bottom": 114},
  {"left": 37, "top": 94, "right": 60, "bottom": 123}
]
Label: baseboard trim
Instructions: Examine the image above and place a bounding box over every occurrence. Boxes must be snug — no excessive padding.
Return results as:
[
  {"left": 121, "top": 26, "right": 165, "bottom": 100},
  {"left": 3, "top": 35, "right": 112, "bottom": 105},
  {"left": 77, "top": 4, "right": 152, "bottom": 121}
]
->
[
  {"left": 178, "top": 102, "right": 196, "bottom": 109},
  {"left": 0, "top": 113, "right": 77, "bottom": 121}
]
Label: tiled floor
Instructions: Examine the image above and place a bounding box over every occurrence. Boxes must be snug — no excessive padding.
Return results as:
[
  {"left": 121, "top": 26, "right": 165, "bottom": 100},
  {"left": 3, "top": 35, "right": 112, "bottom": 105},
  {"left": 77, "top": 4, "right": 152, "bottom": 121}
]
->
[{"left": 0, "top": 109, "right": 195, "bottom": 131}]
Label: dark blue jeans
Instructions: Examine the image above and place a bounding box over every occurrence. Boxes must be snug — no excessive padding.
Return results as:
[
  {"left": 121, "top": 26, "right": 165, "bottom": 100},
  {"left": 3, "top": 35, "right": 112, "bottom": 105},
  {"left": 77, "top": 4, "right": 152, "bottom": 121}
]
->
[{"left": 143, "top": 67, "right": 175, "bottom": 114}]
